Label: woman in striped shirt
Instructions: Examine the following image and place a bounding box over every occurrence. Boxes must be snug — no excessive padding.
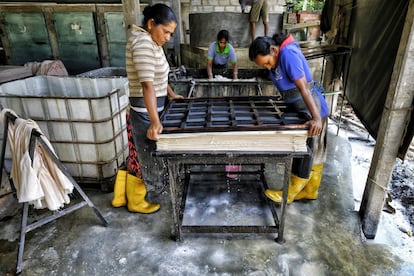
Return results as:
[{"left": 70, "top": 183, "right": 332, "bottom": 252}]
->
[{"left": 123, "top": 3, "right": 183, "bottom": 214}]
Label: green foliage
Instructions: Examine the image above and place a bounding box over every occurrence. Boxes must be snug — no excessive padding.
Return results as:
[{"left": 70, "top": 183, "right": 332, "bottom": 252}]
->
[{"left": 291, "top": 0, "right": 324, "bottom": 12}]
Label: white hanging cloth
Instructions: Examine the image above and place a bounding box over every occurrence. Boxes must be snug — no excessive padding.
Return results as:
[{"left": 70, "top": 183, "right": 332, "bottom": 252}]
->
[{"left": 0, "top": 109, "right": 74, "bottom": 211}]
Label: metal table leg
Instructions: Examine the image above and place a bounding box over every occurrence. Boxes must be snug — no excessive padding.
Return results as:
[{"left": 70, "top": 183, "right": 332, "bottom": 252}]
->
[
  {"left": 162, "top": 154, "right": 297, "bottom": 243},
  {"left": 166, "top": 160, "right": 183, "bottom": 241},
  {"left": 276, "top": 156, "right": 293, "bottom": 243}
]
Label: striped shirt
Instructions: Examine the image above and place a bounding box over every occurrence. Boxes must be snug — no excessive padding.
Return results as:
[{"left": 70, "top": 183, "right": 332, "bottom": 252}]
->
[{"left": 125, "top": 25, "right": 169, "bottom": 100}]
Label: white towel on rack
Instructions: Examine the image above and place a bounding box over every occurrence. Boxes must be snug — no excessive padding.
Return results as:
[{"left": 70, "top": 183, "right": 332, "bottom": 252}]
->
[{"left": 0, "top": 109, "right": 74, "bottom": 210}]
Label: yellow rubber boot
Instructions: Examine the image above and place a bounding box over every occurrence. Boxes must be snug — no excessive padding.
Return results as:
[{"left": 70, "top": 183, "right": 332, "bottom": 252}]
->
[
  {"left": 295, "top": 164, "right": 324, "bottom": 200},
  {"left": 126, "top": 174, "right": 160, "bottom": 214},
  {"left": 265, "top": 174, "right": 310, "bottom": 204},
  {"left": 111, "top": 170, "right": 127, "bottom": 207}
]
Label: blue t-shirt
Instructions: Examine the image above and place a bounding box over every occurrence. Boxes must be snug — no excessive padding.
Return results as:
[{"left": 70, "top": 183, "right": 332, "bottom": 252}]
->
[
  {"left": 269, "top": 42, "right": 312, "bottom": 91},
  {"left": 269, "top": 41, "right": 328, "bottom": 118},
  {"left": 207, "top": 42, "right": 237, "bottom": 66}
]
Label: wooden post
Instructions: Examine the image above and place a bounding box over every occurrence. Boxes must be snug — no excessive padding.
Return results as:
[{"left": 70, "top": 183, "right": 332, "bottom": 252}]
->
[
  {"left": 359, "top": 0, "right": 414, "bottom": 238},
  {"left": 171, "top": 0, "right": 182, "bottom": 66},
  {"left": 96, "top": 5, "right": 110, "bottom": 67},
  {"left": 43, "top": 7, "right": 60, "bottom": 60},
  {"left": 121, "top": 0, "right": 141, "bottom": 37},
  {"left": 0, "top": 11, "right": 12, "bottom": 64}
]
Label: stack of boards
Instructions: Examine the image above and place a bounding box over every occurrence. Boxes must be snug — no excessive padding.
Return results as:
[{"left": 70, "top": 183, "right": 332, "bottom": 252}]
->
[{"left": 157, "top": 97, "right": 309, "bottom": 153}]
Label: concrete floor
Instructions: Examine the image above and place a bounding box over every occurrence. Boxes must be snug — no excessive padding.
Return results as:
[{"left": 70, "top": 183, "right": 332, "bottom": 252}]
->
[{"left": 1, "top": 124, "right": 414, "bottom": 275}]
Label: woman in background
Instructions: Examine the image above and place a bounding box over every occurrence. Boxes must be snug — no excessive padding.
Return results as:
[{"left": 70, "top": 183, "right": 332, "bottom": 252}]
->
[
  {"left": 207, "top": 29, "right": 238, "bottom": 80},
  {"left": 207, "top": 30, "right": 241, "bottom": 177}
]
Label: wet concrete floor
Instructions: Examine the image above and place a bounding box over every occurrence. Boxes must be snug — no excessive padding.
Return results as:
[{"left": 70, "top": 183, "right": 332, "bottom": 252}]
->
[{"left": 0, "top": 123, "right": 414, "bottom": 275}]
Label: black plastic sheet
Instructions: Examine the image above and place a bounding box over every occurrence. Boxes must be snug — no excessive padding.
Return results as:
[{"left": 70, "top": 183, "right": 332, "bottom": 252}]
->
[{"left": 346, "top": 0, "right": 411, "bottom": 157}]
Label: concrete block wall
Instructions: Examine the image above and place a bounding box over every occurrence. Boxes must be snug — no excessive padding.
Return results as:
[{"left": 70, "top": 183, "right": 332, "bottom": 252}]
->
[{"left": 189, "top": 0, "right": 286, "bottom": 14}]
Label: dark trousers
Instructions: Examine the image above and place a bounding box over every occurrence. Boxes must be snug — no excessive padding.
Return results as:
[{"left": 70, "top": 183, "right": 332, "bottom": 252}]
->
[{"left": 129, "top": 109, "right": 165, "bottom": 194}]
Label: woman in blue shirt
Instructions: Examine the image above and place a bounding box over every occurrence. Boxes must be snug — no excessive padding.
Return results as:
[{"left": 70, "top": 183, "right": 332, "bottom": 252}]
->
[
  {"left": 207, "top": 30, "right": 238, "bottom": 80},
  {"left": 249, "top": 33, "right": 328, "bottom": 204}
]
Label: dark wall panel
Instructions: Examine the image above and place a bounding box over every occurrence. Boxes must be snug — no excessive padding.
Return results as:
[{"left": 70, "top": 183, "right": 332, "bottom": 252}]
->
[
  {"left": 53, "top": 11, "right": 100, "bottom": 74},
  {"left": 0, "top": 4, "right": 125, "bottom": 74},
  {"left": 105, "top": 12, "right": 126, "bottom": 67},
  {"left": 346, "top": 0, "right": 408, "bottom": 138},
  {"left": 3, "top": 0, "right": 122, "bottom": 3},
  {"left": 3, "top": 12, "right": 52, "bottom": 64}
]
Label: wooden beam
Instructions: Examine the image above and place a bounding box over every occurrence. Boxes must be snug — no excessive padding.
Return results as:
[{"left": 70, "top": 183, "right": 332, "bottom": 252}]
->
[
  {"left": 43, "top": 7, "right": 60, "bottom": 60},
  {"left": 171, "top": 0, "right": 182, "bottom": 66},
  {"left": 121, "top": 0, "right": 141, "bottom": 37},
  {"left": 96, "top": 5, "right": 111, "bottom": 67}
]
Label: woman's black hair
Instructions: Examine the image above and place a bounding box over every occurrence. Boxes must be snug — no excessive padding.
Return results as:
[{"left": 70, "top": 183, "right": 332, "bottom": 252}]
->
[
  {"left": 248, "top": 32, "right": 289, "bottom": 61},
  {"left": 142, "top": 3, "right": 178, "bottom": 27},
  {"left": 272, "top": 32, "right": 288, "bottom": 46},
  {"left": 248, "top": 36, "right": 274, "bottom": 61},
  {"left": 217, "top": 30, "right": 229, "bottom": 42}
]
